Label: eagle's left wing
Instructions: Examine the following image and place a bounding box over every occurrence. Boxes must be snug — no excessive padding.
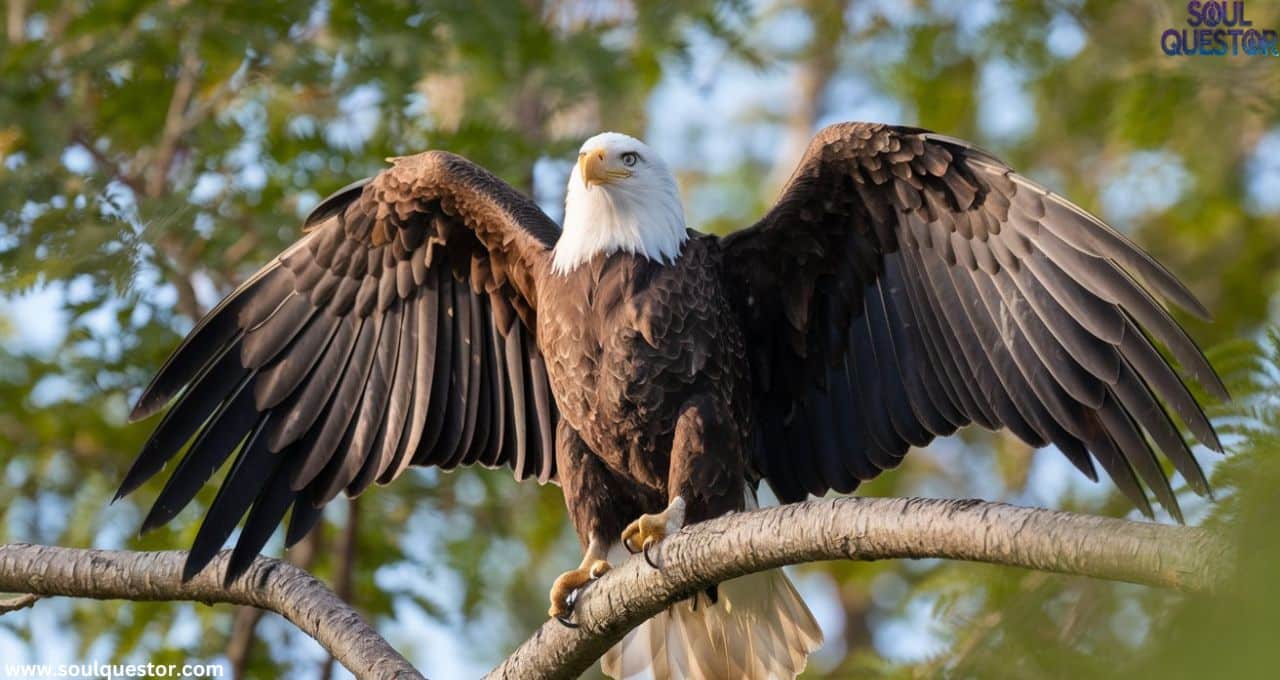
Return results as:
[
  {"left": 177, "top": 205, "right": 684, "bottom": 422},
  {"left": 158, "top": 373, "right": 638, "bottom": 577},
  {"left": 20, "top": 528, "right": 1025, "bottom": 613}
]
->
[
  {"left": 120, "top": 151, "right": 562, "bottom": 583},
  {"left": 720, "top": 122, "right": 1226, "bottom": 519}
]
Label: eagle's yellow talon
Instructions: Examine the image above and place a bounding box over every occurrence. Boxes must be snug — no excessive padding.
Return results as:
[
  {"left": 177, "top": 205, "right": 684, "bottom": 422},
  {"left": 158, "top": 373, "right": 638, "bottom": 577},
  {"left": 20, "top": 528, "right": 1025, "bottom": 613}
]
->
[
  {"left": 588, "top": 559, "right": 611, "bottom": 579},
  {"left": 548, "top": 566, "right": 593, "bottom": 618},
  {"left": 548, "top": 543, "right": 611, "bottom": 620},
  {"left": 621, "top": 496, "right": 687, "bottom": 559}
]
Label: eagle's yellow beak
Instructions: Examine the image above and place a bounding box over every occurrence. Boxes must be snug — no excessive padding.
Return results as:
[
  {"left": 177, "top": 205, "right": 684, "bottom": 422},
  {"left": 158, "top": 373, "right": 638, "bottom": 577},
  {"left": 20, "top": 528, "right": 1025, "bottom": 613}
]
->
[
  {"left": 579, "top": 148, "right": 629, "bottom": 187},
  {"left": 579, "top": 149, "right": 609, "bottom": 187}
]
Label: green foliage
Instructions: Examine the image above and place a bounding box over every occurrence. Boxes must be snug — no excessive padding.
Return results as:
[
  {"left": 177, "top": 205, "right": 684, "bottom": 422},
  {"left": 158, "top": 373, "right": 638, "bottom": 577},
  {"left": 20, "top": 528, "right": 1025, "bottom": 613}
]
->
[{"left": 2, "top": 1, "right": 1279, "bottom": 677}]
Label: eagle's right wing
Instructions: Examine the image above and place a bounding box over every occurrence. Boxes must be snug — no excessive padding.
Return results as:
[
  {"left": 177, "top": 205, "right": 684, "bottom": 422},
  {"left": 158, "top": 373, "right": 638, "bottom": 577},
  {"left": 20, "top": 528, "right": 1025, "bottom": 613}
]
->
[
  {"left": 721, "top": 123, "right": 1225, "bottom": 519},
  {"left": 121, "top": 151, "right": 561, "bottom": 582}
]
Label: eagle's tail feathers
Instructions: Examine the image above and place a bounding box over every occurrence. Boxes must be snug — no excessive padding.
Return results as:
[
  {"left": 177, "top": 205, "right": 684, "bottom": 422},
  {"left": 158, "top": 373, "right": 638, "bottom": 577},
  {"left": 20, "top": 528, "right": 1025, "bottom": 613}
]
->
[{"left": 601, "top": 544, "right": 822, "bottom": 680}]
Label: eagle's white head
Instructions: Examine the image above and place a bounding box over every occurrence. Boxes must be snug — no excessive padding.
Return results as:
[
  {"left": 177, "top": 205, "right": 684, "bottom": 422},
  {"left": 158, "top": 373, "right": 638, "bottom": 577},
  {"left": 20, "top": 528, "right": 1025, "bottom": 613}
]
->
[{"left": 553, "top": 132, "right": 687, "bottom": 274}]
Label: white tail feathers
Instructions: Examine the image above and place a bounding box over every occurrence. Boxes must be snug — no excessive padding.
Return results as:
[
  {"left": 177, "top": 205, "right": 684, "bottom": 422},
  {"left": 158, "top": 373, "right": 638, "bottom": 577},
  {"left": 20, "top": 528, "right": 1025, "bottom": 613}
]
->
[{"left": 601, "top": 542, "right": 823, "bottom": 680}]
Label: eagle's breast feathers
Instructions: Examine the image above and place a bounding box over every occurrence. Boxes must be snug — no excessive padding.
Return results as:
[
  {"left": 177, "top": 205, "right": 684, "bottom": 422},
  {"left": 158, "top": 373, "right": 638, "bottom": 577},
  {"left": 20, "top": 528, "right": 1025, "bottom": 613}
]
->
[{"left": 537, "top": 235, "right": 751, "bottom": 489}]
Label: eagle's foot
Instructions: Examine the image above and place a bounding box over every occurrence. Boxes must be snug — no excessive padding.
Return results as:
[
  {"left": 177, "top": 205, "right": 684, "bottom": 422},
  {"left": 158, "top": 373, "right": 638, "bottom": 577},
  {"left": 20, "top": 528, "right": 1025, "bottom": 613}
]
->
[
  {"left": 548, "top": 540, "right": 611, "bottom": 624},
  {"left": 621, "top": 496, "right": 687, "bottom": 568}
]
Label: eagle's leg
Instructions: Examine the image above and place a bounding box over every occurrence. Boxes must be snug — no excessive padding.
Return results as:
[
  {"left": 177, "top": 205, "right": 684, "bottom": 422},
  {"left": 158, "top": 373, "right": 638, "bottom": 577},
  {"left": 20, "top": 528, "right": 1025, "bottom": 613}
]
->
[
  {"left": 623, "top": 395, "right": 744, "bottom": 576},
  {"left": 550, "top": 422, "right": 643, "bottom": 622}
]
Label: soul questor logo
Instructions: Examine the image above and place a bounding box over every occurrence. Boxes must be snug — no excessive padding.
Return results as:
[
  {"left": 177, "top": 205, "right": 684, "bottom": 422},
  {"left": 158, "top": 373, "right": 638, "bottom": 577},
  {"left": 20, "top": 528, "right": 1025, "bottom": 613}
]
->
[{"left": 1160, "top": 1, "right": 1279, "bottom": 56}]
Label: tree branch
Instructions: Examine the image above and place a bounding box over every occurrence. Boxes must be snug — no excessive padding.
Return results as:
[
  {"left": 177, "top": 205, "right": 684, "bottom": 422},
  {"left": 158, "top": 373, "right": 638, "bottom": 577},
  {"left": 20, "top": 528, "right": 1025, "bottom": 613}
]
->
[
  {"left": 0, "top": 544, "right": 423, "bottom": 680},
  {"left": 147, "top": 31, "right": 202, "bottom": 198},
  {"left": 0, "top": 593, "right": 39, "bottom": 614},
  {"left": 486, "top": 497, "right": 1229, "bottom": 679},
  {"left": 0, "top": 498, "right": 1231, "bottom": 680}
]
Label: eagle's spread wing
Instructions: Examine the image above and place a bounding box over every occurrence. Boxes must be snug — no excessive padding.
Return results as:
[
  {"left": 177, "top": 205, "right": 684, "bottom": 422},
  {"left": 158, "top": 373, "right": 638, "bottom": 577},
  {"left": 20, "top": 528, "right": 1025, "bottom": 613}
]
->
[
  {"left": 121, "top": 151, "right": 561, "bottom": 581},
  {"left": 721, "top": 122, "right": 1226, "bottom": 519}
]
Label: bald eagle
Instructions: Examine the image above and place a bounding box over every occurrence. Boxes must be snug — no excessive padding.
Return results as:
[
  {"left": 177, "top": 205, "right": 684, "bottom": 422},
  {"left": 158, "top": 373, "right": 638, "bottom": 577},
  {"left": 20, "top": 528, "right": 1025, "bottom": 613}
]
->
[{"left": 121, "top": 123, "right": 1224, "bottom": 679}]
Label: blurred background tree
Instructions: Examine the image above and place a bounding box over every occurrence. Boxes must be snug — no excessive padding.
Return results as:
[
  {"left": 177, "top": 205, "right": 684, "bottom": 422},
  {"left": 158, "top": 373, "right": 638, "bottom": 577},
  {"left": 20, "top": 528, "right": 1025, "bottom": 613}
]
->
[{"left": 1, "top": 0, "right": 1278, "bottom": 677}]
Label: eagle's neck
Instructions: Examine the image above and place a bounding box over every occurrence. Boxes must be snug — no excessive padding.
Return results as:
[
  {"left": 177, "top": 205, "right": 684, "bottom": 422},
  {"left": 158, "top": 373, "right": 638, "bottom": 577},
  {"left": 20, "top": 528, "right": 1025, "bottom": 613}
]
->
[{"left": 553, "top": 172, "right": 687, "bottom": 274}]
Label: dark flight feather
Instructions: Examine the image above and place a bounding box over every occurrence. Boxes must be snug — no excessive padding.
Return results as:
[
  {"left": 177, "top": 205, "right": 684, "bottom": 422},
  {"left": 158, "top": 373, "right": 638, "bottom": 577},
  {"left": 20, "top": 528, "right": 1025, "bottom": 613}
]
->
[
  {"left": 504, "top": 326, "right": 531, "bottom": 479},
  {"left": 467, "top": 297, "right": 497, "bottom": 468},
  {"left": 528, "top": 343, "right": 557, "bottom": 484},
  {"left": 363, "top": 292, "right": 418, "bottom": 490},
  {"left": 426, "top": 276, "right": 472, "bottom": 468},
  {"left": 311, "top": 306, "right": 399, "bottom": 503},
  {"left": 461, "top": 289, "right": 489, "bottom": 466},
  {"left": 253, "top": 311, "right": 341, "bottom": 409},
  {"left": 269, "top": 316, "right": 360, "bottom": 451},
  {"left": 129, "top": 266, "right": 287, "bottom": 422},
  {"left": 292, "top": 310, "right": 382, "bottom": 491},
  {"left": 481, "top": 308, "right": 510, "bottom": 468},
  {"left": 140, "top": 375, "right": 258, "bottom": 532},
  {"left": 184, "top": 416, "right": 282, "bottom": 580},
  {"left": 285, "top": 494, "right": 325, "bottom": 549},
  {"left": 416, "top": 268, "right": 455, "bottom": 462},
  {"left": 379, "top": 276, "right": 433, "bottom": 484},
  {"left": 117, "top": 336, "right": 247, "bottom": 500},
  {"left": 225, "top": 460, "right": 299, "bottom": 585}
]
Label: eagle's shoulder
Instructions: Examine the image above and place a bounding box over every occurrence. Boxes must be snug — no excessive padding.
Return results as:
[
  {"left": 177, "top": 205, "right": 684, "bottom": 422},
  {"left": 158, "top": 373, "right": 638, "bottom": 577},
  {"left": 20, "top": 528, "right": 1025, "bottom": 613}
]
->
[{"left": 674, "top": 229, "right": 721, "bottom": 270}]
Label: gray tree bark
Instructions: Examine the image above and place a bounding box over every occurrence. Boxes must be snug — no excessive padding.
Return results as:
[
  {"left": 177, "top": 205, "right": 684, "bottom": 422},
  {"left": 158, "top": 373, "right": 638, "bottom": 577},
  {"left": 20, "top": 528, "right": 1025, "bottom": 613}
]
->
[
  {"left": 0, "top": 544, "right": 423, "bottom": 680},
  {"left": 486, "top": 497, "right": 1227, "bottom": 679},
  {"left": 0, "top": 497, "right": 1229, "bottom": 680}
]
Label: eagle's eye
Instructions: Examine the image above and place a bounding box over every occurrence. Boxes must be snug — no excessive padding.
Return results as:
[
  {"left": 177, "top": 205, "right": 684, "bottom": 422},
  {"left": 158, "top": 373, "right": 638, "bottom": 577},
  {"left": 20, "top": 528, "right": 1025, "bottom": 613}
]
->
[{"left": 621, "top": 151, "right": 640, "bottom": 167}]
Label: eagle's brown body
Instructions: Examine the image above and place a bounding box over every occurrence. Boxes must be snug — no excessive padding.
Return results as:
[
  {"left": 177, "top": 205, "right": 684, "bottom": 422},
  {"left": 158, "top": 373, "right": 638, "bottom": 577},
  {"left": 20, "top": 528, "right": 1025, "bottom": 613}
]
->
[{"left": 539, "top": 235, "right": 751, "bottom": 542}]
